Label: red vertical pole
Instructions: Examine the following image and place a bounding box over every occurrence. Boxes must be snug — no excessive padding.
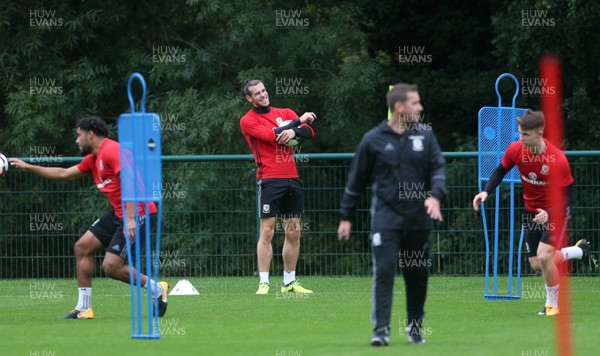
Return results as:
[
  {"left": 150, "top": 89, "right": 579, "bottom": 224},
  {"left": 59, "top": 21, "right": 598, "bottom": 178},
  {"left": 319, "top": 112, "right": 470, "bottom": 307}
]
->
[{"left": 540, "top": 53, "right": 572, "bottom": 356}]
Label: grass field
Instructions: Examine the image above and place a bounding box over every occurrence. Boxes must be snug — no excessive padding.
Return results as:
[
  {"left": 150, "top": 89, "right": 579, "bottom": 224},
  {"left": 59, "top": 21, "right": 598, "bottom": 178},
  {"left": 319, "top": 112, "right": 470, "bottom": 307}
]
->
[{"left": 1, "top": 276, "right": 599, "bottom": 355}]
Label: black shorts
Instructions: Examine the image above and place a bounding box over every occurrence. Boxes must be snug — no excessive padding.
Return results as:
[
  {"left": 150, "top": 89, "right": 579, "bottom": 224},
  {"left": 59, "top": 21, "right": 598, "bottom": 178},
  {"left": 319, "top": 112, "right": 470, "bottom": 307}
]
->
[
  {"left": 522, "top": 207, "right": 570, "bottom": 258},
  {"left": 257, "top": 178, "right": 304, "bottom": 218},
  {"left": 88, "top": 210, "right": 155, "bottom": 260}
]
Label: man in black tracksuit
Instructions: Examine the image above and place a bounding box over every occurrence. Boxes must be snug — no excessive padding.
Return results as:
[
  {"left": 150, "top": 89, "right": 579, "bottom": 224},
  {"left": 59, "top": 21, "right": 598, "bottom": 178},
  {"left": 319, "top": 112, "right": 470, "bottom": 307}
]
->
[{"left": 338, "top": 83, "right": 446, "bottom": 346}]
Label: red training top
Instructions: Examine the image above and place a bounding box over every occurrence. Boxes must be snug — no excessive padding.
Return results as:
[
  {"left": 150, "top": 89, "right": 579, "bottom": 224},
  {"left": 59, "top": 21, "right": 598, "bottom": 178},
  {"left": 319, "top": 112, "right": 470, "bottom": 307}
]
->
[
  {"left": 77, "top": 138, "right": 157, "bottom": 218},
  {"left": 501, "top": 139, "right": 574, "bottom": 212},
  {"left": 240, "top": 107, "right": 314, "bottom": 179}
]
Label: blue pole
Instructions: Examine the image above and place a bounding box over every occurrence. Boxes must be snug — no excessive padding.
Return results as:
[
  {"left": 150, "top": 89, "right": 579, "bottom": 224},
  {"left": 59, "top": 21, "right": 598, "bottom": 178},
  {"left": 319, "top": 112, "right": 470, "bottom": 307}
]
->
[
  {"left": 516, "top": 227, "right": 524, "bottom": 297},
  {"left": 145, "top": 207, "right": 153, "bottom": 337},
  {"left": 134, "top": 203, "right": 142, "bottom": 336},
  {"left": 493, "top": 187, "right": 500, "bottom": 296},
  {"left": 508, "top": 182, "right": 515, "bottom": 296},
  {"left": 124, "top": 201, "right": 136, "bottom": 336},
  {"left": 154, "top": 200, "right": 163, "bottom": 337}
]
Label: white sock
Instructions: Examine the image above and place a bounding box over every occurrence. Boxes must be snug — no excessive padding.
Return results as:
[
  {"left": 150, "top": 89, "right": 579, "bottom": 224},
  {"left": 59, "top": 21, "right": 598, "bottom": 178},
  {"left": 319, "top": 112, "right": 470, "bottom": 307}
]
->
[
  {"left": 75, "top": 287, "right": 92, "bottom": 311},
  {"left": 283, "top": 271, "right": 296, "bottom": 285},
  {"left": 259, "top": 272, "right": 269, "bottom": 285},
  {"left": 545, "top": 284, "right": 559, "bottom": 308},
  {"left": 561, "top": 246, "right": 583, "bottom": 260},
  {"left": 143, "top": 278, "right": 163, "bottom": 297}
]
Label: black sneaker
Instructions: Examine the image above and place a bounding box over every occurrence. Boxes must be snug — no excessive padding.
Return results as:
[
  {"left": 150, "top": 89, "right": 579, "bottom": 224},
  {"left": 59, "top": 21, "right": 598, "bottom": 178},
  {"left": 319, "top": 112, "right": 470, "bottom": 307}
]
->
[
  {"left": 538, "top": 306, "right": 546, "bottom": 315},
  {"left": 576, "top": 239, "right": 599, "bottom": 272},
  {"left": 370, "top": 326, "right": 390, "bottom": 346},
  {"left": 153, "top": 281, "right": 169, "bottom": 317},
  {"left": 61, "top": 309, "right": 80, "bottom": 319},
  {"left": 406, "top": 319, "right": 426, "bottom": 344}
]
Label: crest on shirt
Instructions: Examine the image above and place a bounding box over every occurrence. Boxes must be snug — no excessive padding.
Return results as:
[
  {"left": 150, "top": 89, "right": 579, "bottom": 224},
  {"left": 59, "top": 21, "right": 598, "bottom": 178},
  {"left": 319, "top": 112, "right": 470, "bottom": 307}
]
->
[
  {"left": 371, "top": 232, "right": 382, "bottom": 247},
  {"left": 275, "top": 117, "right": 283, "bottom": 125},
  {"left": 99, "top": 160, "right": 104, "bottom": 170},
  {"left": 528, "top": 172, "right": 537, "bottom": 181},
  {"left": 409, "top": 135, "right": 424, "bottom": 152},
  {"left": 540, "top": 164, "right": 549, "bottom": 175}
]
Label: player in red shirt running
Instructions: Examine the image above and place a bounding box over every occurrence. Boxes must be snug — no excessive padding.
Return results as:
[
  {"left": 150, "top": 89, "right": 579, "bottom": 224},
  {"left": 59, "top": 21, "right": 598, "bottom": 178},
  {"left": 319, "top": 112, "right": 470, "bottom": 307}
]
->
[
  {"left": 240, "top": 80, "right": 315, "bottom": 295},
  {"left": 10, "top": 116, "right": 168, "bottom": 319},
  {"left": 473, "top": 110, "right": 598, "bottom": 316}
]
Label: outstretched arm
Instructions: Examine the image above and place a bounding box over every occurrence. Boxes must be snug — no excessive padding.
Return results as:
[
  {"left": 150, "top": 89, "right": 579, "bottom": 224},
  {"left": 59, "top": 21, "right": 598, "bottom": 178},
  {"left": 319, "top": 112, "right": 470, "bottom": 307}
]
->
[{"left": 9, "top": 158, "right": 84, "bottom": 180}]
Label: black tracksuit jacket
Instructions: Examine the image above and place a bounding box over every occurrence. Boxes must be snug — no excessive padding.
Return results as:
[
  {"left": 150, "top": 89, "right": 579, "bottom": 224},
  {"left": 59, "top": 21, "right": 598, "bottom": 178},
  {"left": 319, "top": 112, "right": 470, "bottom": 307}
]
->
[{"left": 340, "top": 120, "right": 447, "bottom": 231}]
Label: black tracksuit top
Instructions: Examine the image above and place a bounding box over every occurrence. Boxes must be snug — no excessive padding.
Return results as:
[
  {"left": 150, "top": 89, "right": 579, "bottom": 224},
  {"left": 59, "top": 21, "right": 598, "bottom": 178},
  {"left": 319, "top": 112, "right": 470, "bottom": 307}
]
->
[{"left": 340, "top": 120, "right": 447, "bottom": 231}]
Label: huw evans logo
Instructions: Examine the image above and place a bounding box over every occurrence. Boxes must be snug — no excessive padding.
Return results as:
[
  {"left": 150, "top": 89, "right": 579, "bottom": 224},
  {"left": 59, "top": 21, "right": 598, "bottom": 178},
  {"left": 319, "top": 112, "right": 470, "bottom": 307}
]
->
[
  {"left": 521, "top": 77, "right": 556, "bottom": 97},
  {"left": 30, "top": 9, "right": 63, "bottom": 28},
  {"left": 398, "top": 46, "right": 432, "bottom": 65},
  {"left": 153, "top": 46, "right": 187, "bottom": 64},
  {"left": 521, "top": 9, "right": 555, "bottom": 28},
  {"left": 30, "top": 78, "right": 63, "bottom": 95},
  {"left": 275, "top": 10, "right": 309, "bottom": 29}
]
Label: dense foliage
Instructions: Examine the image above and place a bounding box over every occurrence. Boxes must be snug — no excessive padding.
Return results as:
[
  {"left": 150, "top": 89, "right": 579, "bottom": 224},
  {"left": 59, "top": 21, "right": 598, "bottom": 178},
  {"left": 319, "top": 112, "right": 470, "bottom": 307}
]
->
[{"left": 2, "top": 0, "right": 598, "bottom": 154}]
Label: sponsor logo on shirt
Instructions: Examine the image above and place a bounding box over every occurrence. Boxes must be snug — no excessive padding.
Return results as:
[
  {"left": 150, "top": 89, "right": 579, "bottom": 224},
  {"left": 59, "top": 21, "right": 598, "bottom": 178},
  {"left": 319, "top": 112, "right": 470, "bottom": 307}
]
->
[
  {"left": 97, "top": 178, "right": 112, "bottom": 189},
  {"left": 521, "top": 173, "right": 547, "bottom": 185}
]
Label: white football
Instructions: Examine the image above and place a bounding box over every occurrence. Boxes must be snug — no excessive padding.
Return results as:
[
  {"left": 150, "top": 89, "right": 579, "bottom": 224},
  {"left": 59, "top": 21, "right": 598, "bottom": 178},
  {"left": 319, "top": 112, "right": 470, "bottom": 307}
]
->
[
  {"left": 0, "top": 153, "right": 8, "bottom": 177},
  {"left": 278, "top": 120, "right": 301, "bottom": 147}
]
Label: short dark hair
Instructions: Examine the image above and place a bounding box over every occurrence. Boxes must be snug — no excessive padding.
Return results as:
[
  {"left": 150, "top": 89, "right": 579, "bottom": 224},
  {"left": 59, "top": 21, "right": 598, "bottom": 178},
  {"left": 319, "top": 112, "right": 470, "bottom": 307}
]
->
[
  {"left": 76, "top": 116, "right": 109, "bottom": 137},
  {"left": 517, "top": 109, "right": 544, "bottom": 131},
  {"left": 243, "top": 79, "right": 263, "bottom": 96},
  {"left": 386, "top": 83, "right": 419, "bottom": 108}
]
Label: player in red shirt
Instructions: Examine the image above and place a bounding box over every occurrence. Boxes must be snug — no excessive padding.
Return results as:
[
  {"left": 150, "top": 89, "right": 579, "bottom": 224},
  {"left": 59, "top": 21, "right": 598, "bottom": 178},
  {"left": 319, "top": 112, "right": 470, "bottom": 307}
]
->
[
  {"left": 473, "top": 110, "right": 597, "bottom": 316},
  {"left": 240, "top": 80, "right": 315, "bottom": 295},
  {"left": 10, "top": 116, "right": 168, "bottom": 319}
]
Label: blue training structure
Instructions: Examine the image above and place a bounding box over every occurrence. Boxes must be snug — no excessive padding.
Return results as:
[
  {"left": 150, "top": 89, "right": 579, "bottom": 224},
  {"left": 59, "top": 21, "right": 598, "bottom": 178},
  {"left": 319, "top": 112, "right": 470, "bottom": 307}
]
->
[
  {"left": 477, "top": 73, "right": 526, "bottom": 300},
  {"left": 118, "top": 72, "right": 163, "bottom": 338}
]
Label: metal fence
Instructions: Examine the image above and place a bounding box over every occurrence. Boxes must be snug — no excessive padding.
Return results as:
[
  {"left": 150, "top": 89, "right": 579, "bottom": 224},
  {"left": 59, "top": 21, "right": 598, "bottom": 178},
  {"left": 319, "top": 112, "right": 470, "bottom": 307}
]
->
[{"left": 1, "top": 152, "right": 598, "bottom": 278}]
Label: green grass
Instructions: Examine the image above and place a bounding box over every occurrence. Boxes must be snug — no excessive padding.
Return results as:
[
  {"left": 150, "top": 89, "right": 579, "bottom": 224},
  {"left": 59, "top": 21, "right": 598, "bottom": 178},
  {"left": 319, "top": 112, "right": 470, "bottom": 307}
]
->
[{"left": 1, "top": 276, "right": 599, "bottom": 355}]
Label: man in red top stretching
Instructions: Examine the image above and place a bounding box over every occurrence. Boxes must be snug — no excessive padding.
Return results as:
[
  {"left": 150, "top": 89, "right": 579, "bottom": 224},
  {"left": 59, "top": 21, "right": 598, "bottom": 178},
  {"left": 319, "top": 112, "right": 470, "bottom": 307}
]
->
[
  {"left": 240, "top": 79, "right": 315, "bottom": 295},
  {"left": 473, "top": 109, "right": 597, "bottom": 316},
  {"left": 10, "top": 116, "right": 168, "bottom": 319}
]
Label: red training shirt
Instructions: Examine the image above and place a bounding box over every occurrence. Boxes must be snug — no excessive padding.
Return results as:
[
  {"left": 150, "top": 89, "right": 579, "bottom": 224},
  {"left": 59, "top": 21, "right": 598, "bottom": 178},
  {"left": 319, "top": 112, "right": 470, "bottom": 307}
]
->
[
  {"left": 240, "top": 107, "right": 314, "bottom": 179},
  {"left": 501, "top": 139, "right": 574, "bottom": 212},
  {"left": 77, "top": 138, "right": 157, "bottom": 218}
]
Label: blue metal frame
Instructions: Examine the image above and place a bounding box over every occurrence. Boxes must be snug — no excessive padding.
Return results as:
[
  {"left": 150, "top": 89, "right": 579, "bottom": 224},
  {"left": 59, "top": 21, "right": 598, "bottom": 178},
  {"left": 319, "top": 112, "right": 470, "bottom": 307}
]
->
[
  {"left": 478, "top": 73, "right": 525, "bottom": 300},
  {"left": 119, "top": 72, "right": 163, "bottom": 339}
]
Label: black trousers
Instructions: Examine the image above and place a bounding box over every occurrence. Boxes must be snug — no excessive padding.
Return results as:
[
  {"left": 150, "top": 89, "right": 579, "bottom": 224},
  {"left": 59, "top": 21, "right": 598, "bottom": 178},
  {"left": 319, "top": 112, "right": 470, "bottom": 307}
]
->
[{"left": 370, "top": 229, "right": 430, "bottom": 331}]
